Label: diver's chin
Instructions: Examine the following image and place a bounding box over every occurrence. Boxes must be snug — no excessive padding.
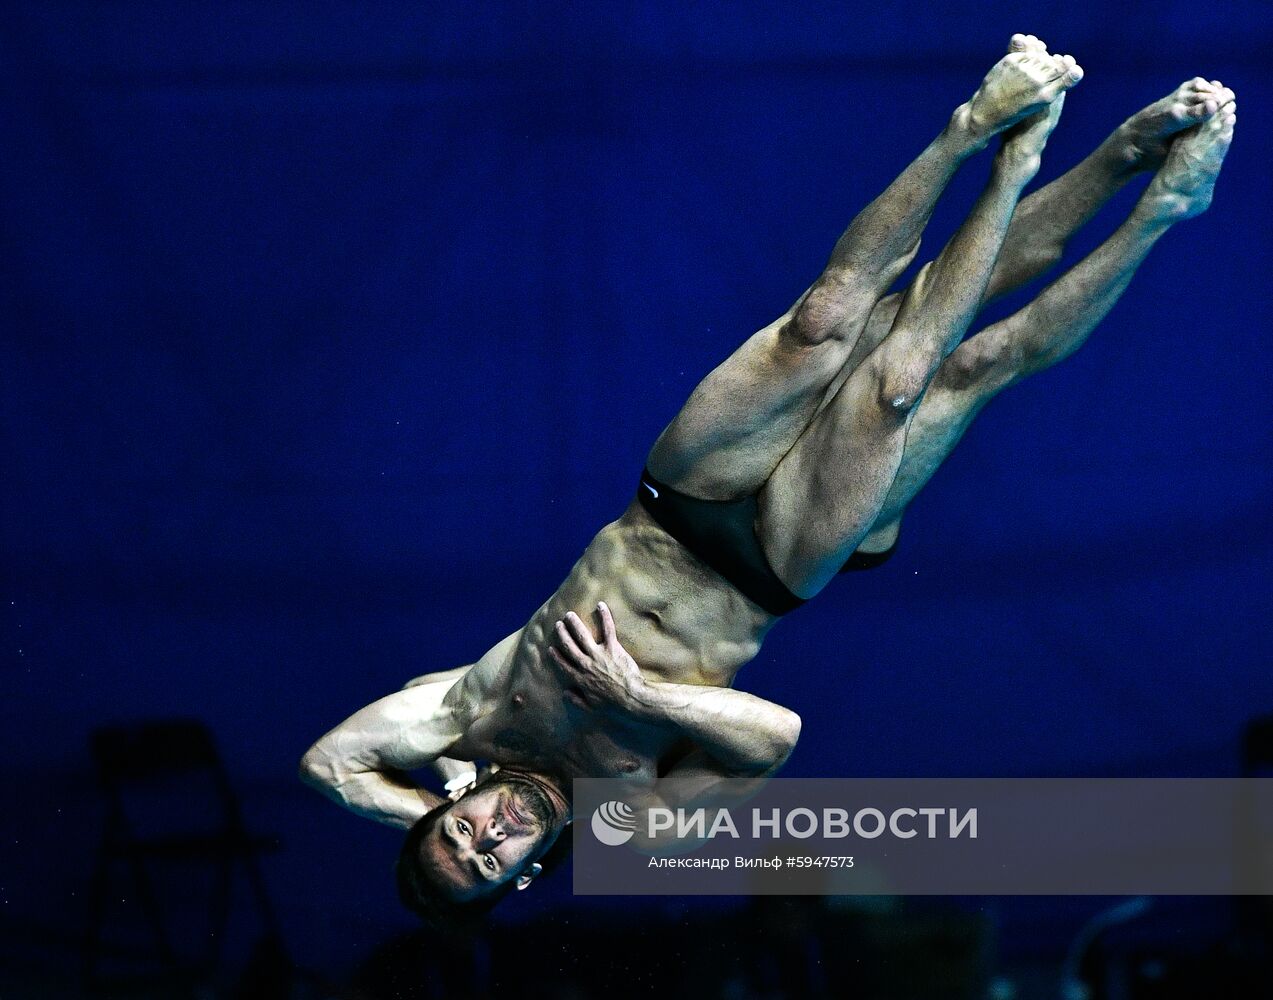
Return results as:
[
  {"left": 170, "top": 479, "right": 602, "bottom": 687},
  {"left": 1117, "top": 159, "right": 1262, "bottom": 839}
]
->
[
  {"left": 497, "top": 788, "right": 532, "bottom": 832},
  {"left": 502, "top": 770, "right": 568, "bottom": 826}
]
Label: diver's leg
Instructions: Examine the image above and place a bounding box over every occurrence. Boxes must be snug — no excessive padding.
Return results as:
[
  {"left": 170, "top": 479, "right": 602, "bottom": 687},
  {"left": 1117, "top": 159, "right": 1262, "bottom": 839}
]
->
[
  {"left": 645, "top": 38, "right": 1082, "bottom": 500},
  {"left": 823, "top": 73, "right": 1235, "bottom": 405},
  {"left": 758, "top": 90, "right": 1066, "bottom": 597},
  {"left": 856, "top": 102, "right": 1236, "bottom": 554},
  {"left": 984, "top": 74, "right": 1232, "bottom": 300}
]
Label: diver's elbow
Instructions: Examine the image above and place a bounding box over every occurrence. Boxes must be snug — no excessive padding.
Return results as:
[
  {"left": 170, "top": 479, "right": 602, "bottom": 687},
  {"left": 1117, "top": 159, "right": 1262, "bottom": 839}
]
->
[
  {"left": 776, "top": 709, "right": 802, "bottom": 759},
  {"left": 298, "top": 743, "right": 333, "bottom": 790}
]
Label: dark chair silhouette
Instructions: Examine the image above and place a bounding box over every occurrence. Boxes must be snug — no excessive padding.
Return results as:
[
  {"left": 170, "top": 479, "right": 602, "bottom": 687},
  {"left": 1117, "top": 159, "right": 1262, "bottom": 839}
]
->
[
  {"left": 1237, "top": 714, "right": 1273, "bottom": 951},
  {"left": 83, "top": 719, "right": 282, "bottom": 993},
  {"left": 1241, "top": 714, "right": 1273, "bottom": 777}
]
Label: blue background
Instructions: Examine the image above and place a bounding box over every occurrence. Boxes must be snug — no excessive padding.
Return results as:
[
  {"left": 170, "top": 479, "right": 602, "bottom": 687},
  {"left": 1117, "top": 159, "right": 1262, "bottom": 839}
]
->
[{"left": 3, "top": 0, "right": 1271, "bottom": 984}]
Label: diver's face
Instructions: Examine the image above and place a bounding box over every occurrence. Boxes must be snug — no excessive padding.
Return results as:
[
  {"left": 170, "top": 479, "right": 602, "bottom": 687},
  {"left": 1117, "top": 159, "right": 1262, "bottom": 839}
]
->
[{"left": 420, "top": 777, "right": 556, "bottom": 901}]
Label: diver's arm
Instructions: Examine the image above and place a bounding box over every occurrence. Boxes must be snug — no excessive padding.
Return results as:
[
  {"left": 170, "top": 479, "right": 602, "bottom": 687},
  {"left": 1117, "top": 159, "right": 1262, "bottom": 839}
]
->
[
  {"left": 402, "top": 664, "right": 471, "bottom": 689},
  {"left": 625, "top": 748, "right": 776, "bottom": 852},
  {"left": 402, "top": 667, "right": 480, "bottom": 792},
  {"left": 550, "top": 604, "right": 801, "bottom": 777},
  {"left": 300, "top": 632, "right": 520, "bottom": 828},
  {"left": 633, "top": 682, "right": 800, "bottom": 777},
  {"left": 299, "top": 681, "right": 468, "bottom": 828}
]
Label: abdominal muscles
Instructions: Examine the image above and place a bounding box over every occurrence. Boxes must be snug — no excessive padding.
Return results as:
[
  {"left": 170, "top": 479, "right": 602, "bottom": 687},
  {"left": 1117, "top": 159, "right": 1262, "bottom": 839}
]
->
[
  {"left": 539, "top": 501, "right": 774, "bottom": 689},
  {"left": 455, "top": 504, "right": 777, "bottom": 782}
]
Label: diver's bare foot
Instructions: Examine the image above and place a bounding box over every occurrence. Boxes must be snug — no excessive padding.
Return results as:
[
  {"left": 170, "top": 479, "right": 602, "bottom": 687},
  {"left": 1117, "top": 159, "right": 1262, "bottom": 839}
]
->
[
  {"left": 995, "top": 48, "right": 1076, "bottom": 178},
  {"left": 1115, "top": 78, "right": 1234, "bottom": 170},
  {"left": 957, "top": 41, "right": 1083, "bottom": 145},
  {"left": 998, "top": 93, "right": 1066, "bottom": 179},
  {"left": 1008, "top": 33, "right": 1048, "bottom": 55},
  {"left": 1137, "top": 99, "right": 1236, "bottom": 222}
]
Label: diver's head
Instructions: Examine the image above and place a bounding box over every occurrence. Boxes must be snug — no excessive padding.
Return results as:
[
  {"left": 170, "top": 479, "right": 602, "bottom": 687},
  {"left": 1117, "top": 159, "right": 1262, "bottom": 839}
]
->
[{"left": 396, "top": 769, "right": 570, "bottom": 928}]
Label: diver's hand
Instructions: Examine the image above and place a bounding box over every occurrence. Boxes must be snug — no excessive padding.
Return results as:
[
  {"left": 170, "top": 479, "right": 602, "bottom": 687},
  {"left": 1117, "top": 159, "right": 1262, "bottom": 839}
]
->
[
  {"left": 430, "top": 757, "right": 479, "bottom": 800},
  {"left": 549, "top": 603, "right": 653, "bottom": 717}
]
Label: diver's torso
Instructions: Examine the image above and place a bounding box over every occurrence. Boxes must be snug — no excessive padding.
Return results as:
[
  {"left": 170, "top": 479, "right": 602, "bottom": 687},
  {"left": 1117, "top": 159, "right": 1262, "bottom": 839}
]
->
[{"left": 451, "top": 500, "right": 777, "bottom": 783}]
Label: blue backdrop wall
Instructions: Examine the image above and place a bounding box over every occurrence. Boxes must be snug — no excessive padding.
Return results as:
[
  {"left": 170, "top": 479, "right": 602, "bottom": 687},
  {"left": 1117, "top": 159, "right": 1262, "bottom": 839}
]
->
[{"left": 3, "top": 0, "right": 1271, "bottom": 975}]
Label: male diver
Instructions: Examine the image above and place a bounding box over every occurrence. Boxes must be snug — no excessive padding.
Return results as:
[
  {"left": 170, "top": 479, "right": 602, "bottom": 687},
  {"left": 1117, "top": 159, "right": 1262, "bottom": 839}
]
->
[{"left": 300, "top": 35, "right": 1235, "bottom": 922}]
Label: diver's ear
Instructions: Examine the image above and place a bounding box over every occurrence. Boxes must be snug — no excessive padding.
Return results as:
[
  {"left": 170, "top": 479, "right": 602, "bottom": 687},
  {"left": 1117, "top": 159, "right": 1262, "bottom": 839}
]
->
[{"left": 515, "top": 863, "right": 543, "bottom": 891}]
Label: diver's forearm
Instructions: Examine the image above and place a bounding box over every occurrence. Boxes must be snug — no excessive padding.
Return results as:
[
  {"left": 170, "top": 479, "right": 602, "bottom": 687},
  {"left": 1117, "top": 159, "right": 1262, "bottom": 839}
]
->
[
  {"left": 636, "top": 683, "right": 801, "bottom": 777},
  {"left": 299, "top": 753, "right": 440, "bottom": 829},
  {"left": 298, "top": 679, "right": 470, "bottom": 827}
]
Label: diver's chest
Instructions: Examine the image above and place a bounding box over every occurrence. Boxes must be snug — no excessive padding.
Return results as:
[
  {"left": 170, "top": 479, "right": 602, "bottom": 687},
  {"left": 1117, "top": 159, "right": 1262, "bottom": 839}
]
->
[{"left": 466, "top": 694, "right": 661, "bottom": 783}]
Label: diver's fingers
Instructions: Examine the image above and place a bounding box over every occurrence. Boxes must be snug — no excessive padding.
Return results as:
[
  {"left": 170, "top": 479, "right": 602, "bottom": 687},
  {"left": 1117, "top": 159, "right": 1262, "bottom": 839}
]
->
[{"left": 597, "top": 601, "right": 616, "bottom": 646}]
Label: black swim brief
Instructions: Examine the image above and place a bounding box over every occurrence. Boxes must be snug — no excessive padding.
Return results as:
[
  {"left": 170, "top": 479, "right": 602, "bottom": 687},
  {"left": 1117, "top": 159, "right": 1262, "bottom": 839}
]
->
[{"left": 635, "top": 467, "right": 898, "bottom": 617}]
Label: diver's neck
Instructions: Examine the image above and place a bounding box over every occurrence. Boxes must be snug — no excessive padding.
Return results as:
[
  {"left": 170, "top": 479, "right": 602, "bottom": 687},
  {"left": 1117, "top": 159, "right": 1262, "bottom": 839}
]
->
[{"left": 509, "top": 767, "right": 572, "bottom": 822}]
